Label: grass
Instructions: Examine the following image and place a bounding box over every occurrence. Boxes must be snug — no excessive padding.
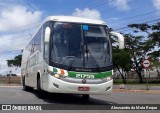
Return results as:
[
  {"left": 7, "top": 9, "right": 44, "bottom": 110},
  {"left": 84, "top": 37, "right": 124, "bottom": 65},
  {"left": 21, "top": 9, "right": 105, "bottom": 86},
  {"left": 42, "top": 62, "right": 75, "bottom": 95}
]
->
[
  {"left": 0, "top": 81, "right": 21, "bottom": 84},
  {"left": 113, "top": 79, "right": 160, "bottom": 86}
]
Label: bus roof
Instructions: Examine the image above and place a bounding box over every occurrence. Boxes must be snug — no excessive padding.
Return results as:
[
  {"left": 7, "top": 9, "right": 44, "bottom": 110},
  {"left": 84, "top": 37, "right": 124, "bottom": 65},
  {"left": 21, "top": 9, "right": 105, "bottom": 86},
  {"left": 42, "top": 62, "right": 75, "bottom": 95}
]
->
[{"left": 43, "top": 16, "right": 106, "bottom": 25}]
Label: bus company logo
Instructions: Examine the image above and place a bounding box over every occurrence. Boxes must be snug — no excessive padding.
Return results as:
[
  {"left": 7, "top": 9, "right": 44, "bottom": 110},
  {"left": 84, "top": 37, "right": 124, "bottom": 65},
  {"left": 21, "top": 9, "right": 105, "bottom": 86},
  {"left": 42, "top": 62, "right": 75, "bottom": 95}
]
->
[
  {"left": 82, "top": 79, "right": 86, "bottom": 84},
  {"left": 2, "top": 105, "right": 11, "bottom": 110}
]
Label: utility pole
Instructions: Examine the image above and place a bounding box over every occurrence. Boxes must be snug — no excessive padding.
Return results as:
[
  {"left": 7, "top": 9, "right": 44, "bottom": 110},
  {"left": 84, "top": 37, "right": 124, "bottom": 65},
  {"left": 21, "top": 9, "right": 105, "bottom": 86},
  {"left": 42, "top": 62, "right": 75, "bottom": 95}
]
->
[
  {"left": 0, "top": 64, "right": 1, "bottom": 75},
  {"left": 8, "top": 70, "right": 12, "bottom": 84}
]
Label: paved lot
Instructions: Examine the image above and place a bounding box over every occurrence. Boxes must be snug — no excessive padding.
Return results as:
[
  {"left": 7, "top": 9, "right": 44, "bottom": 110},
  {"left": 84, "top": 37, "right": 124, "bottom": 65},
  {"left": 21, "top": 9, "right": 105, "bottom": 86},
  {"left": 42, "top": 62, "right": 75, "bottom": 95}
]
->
[{"left": 0, "top": 86, "right": 159, "bottom": 113}]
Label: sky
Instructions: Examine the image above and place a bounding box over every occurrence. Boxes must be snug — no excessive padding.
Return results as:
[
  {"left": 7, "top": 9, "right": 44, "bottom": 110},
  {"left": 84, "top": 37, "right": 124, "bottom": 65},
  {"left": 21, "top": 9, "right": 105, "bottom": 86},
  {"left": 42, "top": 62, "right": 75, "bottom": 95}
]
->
[{"left": 0, "top": 0, "right": 160, "bottom": 75}]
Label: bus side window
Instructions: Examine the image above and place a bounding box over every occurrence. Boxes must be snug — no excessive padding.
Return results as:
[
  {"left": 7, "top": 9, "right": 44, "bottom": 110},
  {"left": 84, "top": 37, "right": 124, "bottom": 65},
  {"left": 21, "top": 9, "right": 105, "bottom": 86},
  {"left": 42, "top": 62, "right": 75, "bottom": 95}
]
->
[{"left": 44, "top": 44, "right": 49, "bottom": 62}]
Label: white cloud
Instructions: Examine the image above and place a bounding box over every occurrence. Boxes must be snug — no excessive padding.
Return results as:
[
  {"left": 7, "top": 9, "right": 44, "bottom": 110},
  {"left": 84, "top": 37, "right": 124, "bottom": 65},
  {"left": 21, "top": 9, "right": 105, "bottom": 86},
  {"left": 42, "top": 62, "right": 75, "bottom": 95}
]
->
[
  {"left": 0, "top": 33, "right": 33, "bottom": 75},
  {"left": 152, "top": 0, "right": 160, "bottom": 17},
  {"left": 0, "top": 53, "right": 21, "bottom": 75},
  {"left": 72, "top": 8, "right": 101, "bottom": 20},
  {"left": 0, "top": 5, "right": 42, "bottom": 32},
  {"left": 108, "top": 0, "right": 130, "bottom": 11},
  {"left": 0, "top": 3, "right": 42, "bottom": 75},
  {"left": 153, "top": 0, "right": 160, "bottom": 10},
  {"left": 0, "top": 34, "right": 32, "bottom": 53}
]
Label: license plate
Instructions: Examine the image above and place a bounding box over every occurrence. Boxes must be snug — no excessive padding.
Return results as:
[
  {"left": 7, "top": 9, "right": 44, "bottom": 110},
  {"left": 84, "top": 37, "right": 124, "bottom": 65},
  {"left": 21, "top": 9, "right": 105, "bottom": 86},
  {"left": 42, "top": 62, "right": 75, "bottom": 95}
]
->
[{"left": 78, "top": 86, "right": 90, "bottom": 91}]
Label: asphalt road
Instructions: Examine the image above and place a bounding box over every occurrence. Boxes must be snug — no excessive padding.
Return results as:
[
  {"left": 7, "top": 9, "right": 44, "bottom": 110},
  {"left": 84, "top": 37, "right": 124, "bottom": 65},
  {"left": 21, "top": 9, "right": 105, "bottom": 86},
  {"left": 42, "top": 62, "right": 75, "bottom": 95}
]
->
[{"left": 0, "top": 86, "right": 159, "bottom": 113}]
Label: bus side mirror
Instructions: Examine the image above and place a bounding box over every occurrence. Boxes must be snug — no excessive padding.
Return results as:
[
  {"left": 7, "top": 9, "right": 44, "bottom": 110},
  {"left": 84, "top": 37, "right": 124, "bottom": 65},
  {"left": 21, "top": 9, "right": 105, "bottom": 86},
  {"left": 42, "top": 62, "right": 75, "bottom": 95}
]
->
[
  {"left": 110, "top": 31, "right": 124, "bottom": 49},
  {"left": 44, "top": 27, "right": 51, "bottom": 62},
  {"left": 44, "top": 27, "right": 51, "bottom": 43}
]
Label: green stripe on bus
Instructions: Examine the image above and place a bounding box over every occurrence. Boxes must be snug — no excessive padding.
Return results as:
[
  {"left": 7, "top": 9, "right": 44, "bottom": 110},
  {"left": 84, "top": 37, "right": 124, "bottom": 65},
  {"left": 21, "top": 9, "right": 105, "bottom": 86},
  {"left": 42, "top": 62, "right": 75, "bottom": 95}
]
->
[
  {"left": 68, "top": 71, "right": 112, "bottom": 78},
  {"left": 53, "top": 68, "right": 58, "bottom": 73}
]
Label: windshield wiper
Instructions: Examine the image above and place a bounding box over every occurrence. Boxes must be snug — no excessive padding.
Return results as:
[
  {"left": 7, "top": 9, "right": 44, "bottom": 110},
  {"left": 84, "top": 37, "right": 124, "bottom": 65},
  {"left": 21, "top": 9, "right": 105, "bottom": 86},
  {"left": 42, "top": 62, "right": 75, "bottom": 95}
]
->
[
  {"left": 85, "top": 45, "right": 101, "bottom": 72},
  {"left": 68, "top": 56, "right": 77, "bottom": 70}
]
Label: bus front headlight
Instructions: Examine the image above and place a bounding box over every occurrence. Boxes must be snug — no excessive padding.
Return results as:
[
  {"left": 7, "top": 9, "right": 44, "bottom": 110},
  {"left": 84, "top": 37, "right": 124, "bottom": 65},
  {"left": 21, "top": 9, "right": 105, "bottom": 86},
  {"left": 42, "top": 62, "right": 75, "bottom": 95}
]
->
[
  {"left": 54, "top": 73, "right": 67, "bottom": 79},
  {"left": 102, "top": 76, "right": 112, "bottom": 81},
  {"left": 54, "top": 74, "right": 60, "bottom": 78},
  {"left": 47, "top": 69, "right": 68, "bottom": 79}
]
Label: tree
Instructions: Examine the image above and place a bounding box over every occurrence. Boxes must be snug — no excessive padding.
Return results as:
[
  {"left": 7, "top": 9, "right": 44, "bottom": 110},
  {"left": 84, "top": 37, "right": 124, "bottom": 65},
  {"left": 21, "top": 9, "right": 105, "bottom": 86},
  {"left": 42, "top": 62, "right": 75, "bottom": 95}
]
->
[
  {"left": 125, "top": 22, "right": 160, "bottom": 83},
  {"left": 151, "top": 59, "right": 160, "bottom": 77},
  {"left": 128, "top": 23, "right": 160, "bottom": 59},
  {"left": 111, "top": 34, "right": 132, "bottom": 84},
  {"left": 113, "top": 48, "right": 132, "bottom": 84},
  {"left": 6, "top": 55, "right": 22, "bottom": 67},
  {"left": 124, "top": 34, "right": 146, "bottom": 83}
]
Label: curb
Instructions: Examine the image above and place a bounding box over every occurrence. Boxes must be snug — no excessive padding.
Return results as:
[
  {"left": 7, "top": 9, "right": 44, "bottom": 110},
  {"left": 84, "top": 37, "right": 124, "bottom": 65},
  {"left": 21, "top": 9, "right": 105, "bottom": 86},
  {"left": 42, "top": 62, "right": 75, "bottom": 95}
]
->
[
  {"left": 113, "top": 89, "right": 160, "bottom": 94},
  {"left": 0, "top": 86, "right": 22, "bottom": 88},
  {"left": 0, "top": 84, "right": 22, "bottom": 88}
]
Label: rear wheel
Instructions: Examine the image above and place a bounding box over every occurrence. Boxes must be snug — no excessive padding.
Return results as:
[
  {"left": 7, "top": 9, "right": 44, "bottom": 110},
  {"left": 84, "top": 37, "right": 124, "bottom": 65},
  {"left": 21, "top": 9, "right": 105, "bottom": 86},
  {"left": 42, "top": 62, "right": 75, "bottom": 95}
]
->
[
  {"left": 37, "top": 77, "right": 45, "bottom": 98},
  {"left": 82, "top": 94, "right": 90, "bottom": 100},
  {"left": 23, "top": 77, "right": 33, "bottom": 91}
]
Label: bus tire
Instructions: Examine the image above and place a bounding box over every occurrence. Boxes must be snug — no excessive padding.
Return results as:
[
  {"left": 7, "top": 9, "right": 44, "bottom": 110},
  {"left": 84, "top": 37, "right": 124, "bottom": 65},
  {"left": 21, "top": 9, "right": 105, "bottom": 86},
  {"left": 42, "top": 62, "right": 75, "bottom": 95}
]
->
[
  {"left": 82, "top": 94, "right": 90, "bottom": 100},
  {"left": 37, "top": 77, "right": 45, "bottom": 98},
  {"left": 23, "top": 77, "right": 33, "bottom": 91}
]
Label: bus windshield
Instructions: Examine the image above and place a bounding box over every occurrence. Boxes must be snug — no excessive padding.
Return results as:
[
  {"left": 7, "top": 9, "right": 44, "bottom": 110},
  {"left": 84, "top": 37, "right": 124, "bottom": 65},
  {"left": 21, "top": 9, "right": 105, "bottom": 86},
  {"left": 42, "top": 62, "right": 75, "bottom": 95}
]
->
[{"left": 50, "top": 22, "right": 112, "bottom": 71}]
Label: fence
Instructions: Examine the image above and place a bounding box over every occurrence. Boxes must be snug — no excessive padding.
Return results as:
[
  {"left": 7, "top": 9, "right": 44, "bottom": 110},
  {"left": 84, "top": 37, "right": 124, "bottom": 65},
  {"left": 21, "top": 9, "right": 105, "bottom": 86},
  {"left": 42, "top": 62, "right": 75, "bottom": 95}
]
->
[
  {"left": 0, "top": 76, "right": 21, "bottom": 84},
  {"left": 113, "top": 69, "right": 160, "bottom": 83}
]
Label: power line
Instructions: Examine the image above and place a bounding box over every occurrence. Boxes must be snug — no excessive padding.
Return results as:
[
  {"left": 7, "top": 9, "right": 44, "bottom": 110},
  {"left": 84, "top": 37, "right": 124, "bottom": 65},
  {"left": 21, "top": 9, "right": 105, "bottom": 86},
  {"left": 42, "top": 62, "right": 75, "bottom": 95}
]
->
[
  {"left": 0, "top": 0, "right": 134, "bottom": 36},
  {"left": 111, "top": 13, "right": 160, "bottom": 29},
  {"left": 114, "top": 18, "right": 160, "bottom": 31},
  {"left": 87, "top": 0, "right": 136, "bottom": 14},
  {"left": 0, "top": 50, "right": 22, "bottom": 54},
  {"left": 111, "top": 10, "right": 160, "bottom": 24},
  {"left": 0, "top": 18, "right": 159, "bottom": 54},
  {"left": 0, "top": 0, "right": 149, "bottom": 37},
  {"left": 116, "top": 20, "right": 160, "bottom": 34},
  {"left": 0, "top": 24, "right": 39, "bottom": 37},
  {"left": 102, "top": 1, "right": 151, "bottom": 20},
  {"left": 0, "top": 18, "right": 159, "bottom": 52},
  {"left": 110, "top": 10, "right": 160, "bottom": 26},
  {"left": 0, "top": 0, "right": 159, "bottom": 50}
]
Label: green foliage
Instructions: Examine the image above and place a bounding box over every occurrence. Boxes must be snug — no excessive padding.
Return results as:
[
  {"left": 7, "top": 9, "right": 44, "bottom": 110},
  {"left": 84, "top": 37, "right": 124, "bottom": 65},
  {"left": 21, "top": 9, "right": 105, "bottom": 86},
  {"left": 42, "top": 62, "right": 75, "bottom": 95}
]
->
[
  {"left": 112, "top": 36, "right": 132, "bottom": 84},
  {"left": 128, "top": 23, "right": 151, "bottom": 32},
  {"left": 128, "top": 23, "right": 160, "bottom": 59},
  {"left": 113, "top": 49, "right": 132, "bottom": 72},
  {"left": 124, "top": 22, "right": 160, "bottom": 83},
  {"left": 6, "top": 55, "right": 22, "bottom": 67}
]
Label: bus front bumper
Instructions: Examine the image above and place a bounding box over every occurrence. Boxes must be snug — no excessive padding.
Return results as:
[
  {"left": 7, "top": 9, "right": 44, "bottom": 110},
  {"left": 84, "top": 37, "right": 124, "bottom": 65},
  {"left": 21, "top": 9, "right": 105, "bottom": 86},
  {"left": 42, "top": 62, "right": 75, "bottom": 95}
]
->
[{"left": 45, "top": 75, "right": 113, "bottom": 95}]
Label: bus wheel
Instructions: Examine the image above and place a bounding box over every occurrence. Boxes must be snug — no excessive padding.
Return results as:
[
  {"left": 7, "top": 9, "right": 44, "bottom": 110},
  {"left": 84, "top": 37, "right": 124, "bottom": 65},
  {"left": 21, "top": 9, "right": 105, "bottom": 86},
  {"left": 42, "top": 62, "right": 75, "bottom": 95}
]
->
[
  {"left": 37, "top": 78, "right": 45, "bottom": 98},
  {"left": 82, "top": 94, "right": 90, "bottom": 100},
  {"left": 23, "top": 77, "right": 33, "bottom": 91}
]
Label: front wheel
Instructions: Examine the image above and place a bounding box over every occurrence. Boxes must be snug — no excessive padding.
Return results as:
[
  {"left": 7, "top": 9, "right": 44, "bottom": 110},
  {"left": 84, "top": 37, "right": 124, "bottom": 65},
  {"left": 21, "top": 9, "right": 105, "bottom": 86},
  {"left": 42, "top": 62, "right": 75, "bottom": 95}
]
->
[
  {"left": 37, "top": 78, "right": 45, "bottom": 98},
  {"left": 82, "top": 94, "right": 90, "bottom": 100}
]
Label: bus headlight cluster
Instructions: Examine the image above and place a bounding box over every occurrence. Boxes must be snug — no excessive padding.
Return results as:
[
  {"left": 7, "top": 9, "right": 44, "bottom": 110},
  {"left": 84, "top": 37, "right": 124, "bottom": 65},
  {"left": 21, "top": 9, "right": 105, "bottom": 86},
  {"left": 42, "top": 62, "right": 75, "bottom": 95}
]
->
[
  {"left": 47, "top": 69, "right": 68, "bottom": 79},
  {"left": 54, "top": 73, "right": 67, "bottom": 79},
  {"left": 102, "top": 76, "right": 112, "bottom": 81},
  {"left": 54, "top": 74, "right": 60, "bottom": 78},
  {"left": 47, "top": 70, "right": 54, "bottom": 75}
]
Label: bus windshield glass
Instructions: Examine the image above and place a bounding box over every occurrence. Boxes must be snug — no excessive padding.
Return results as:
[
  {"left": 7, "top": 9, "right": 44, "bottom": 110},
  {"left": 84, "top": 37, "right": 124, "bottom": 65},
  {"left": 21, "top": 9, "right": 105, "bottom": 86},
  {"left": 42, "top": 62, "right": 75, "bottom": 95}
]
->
[{"left": 50, "top": 22, "right": 112, "bottom": 70}]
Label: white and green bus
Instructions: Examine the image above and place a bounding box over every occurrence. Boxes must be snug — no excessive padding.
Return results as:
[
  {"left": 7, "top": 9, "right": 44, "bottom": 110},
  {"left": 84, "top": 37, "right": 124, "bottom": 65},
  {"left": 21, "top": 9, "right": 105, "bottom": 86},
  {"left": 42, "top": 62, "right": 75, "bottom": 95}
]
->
[{"left": 21, "top": 16, "right": 124, "bottom": 99}]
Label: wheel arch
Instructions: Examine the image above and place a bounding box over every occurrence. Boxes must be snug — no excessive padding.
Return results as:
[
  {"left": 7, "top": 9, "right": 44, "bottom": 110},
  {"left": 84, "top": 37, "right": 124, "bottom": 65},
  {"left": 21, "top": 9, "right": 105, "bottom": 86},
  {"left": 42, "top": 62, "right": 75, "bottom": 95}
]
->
[{"left": 37, "top": 70, "right": 42, "bottom": 88}]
